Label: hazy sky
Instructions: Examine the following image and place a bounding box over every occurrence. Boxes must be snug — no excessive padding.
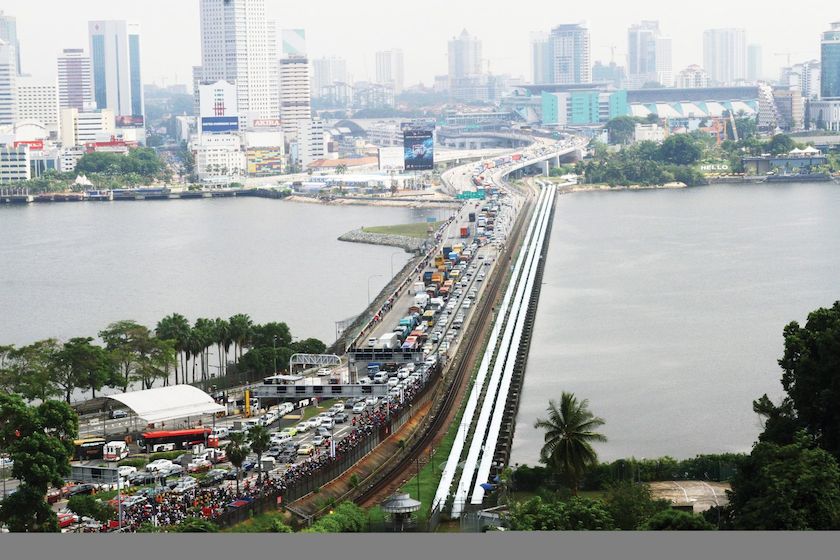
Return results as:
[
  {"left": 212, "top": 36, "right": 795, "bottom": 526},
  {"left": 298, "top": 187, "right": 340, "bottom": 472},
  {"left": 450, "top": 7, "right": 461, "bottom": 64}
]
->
[{"left": 3, "top": 0, "right": 831, "bottom": 87}]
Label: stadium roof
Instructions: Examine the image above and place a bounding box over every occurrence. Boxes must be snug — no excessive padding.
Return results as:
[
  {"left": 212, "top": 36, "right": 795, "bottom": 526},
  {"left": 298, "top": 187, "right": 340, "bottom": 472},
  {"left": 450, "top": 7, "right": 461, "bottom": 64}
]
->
[{"left": 106, "top": 385, "right": 224, "bottom": 424}]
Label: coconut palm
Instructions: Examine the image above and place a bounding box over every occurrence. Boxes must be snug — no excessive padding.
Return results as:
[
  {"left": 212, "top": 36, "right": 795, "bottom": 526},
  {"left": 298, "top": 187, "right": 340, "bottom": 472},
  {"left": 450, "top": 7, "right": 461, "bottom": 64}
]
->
[
  {"left": 213, "top": 318, "right": 230, "bottom": 377},
  {"left": 228, "top": 314, "right": 254, "bottom": 362},
  {"left": 155, "top": 313, "right": 191, "bottom": 385},
  {"left": 248, "top": 425, "right": 272, "bottom": 487},
  {"left": 534, "top": 392, "right": 607, "bottom": 495},
  {"left": 226, "top": 432, "right": 249, "bottom": 497}
]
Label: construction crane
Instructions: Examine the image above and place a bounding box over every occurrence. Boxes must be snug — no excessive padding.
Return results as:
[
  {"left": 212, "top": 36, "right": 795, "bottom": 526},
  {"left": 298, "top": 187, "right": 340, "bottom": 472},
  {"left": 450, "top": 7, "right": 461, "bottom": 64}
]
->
[{"left": 773, "top": 52, "right": 806, "bottom": 67}]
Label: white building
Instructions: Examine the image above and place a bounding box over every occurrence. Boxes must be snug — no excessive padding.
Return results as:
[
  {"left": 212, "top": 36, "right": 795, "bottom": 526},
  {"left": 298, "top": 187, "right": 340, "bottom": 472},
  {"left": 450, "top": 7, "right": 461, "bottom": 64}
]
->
[
  {"left": 198, "top": 80, "right": 239, "bottom": 133},
  {"left": 193, "top": 133, "right": 246, "bottom": 183},
  {"left": 530, "top": 32, "right": 552, "bottom": 85},
  {"left": 88, "top": 20, "right": 144, "bottom": 119},
  {"left": 16, "top": 76, "right": 60, "bottom": 136},
  {"left": 59, "top": 147, "right": 85, "bottom": 173},
  {"left": 703, "top": 28, "right": 747, "bottom": 86},
  {"left": 549, "top": 23, "right": 592, "bottom": 85},
  {"left": 312, "top": 57, "right": 347, "bottom": 99},
  {"left": 60, "top": 108, "right": 115, "bottom": 147},
  {"left": 57, "top": 48, "right": 94, "bottom": 111},
  {"left": 298, "top": 118, "right": 326, "bottom": 167},
  {"left": 675, "top": 65, "right": 711, "bottom": 89},
  {"left": 376, "top": 49, "right": 405, "bottom": 94},
  {"left": 781, "top": 60, "right": 821, "bottom": 100},
  {"left": 194, "top": 0, "right": 278, "bottom": 122},
  {"left": 0, "top": 39, "right": 16, "bottom": 126},
  {"left": 0, "top": 144, "right": 30, "bottom": 183},
  {"left": 279, "top": 56, "right": 312, "bottom": 138},
  {"left": 366, "top": 120, "right": 404, "bottom": 147},
  {"left": 448, "top": 29, "right": 482, "bottom": 84},
  {"left": 627, "top": 21, "right": 672, "bottom": 88},
  {"left": 634, "top": 123, "right": 666, "bottom": 143}
]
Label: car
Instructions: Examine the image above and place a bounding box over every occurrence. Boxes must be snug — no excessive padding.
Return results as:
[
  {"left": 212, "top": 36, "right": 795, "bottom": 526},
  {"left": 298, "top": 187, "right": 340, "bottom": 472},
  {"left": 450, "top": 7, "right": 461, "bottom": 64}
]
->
[
  {"left": 367, "top": 338, "right": 378, "bottom": 347},
  {"left": 477, "top": 276, "right": 484, "bottom": 283},
  {"left": 320, "top": 409, "right": 338, "bottom": 418},
  {"left": 129, "top": 471, "right": 159, "bottom": 485},
  {"left": 320, "top": 417, "right": 335, "bottom": 430},
  {"left": 272, "top": 433, "right": 292, "bottom": 445},
  {"left": 67, "top": 483, "right": 97, "bottom": 497},
  {"left": 358, "top": 377, "right": 372, "bottom": 386},
  {"left": 330, "top": 402, "right": 345, "bottom": 414},
  {"left": 223, "top": 468, "right": 241, "bottom": 481},
  {"left": 387, "top": 377, "right": 400, "bottom": 387},
  {"left": 308, "top": 416, "right": 323, "bottom": 428},
  {"left": 334, "top": 412, "right": 349, "bottom": 424},
  {"left": 171, "top": 477, "right": 198, "bottom": 494},
  {"left": 297, "top": 444, "right": 315, "bottom": 456},
  {"left": 317, "top": 368, "right": 331, "bottom": 377},
  {"left": 200, "top": 469, "right": 228, "bottom": 488},
  {"left": 109, "top": 409, "right": 129, "bottom": 419},
  {"left": 365, "top": 396, "right": 379, "bottom": 407},
  {"left": 241, "top": 461, "right": 256, "bottom": 472},
  {"left": 161, "top": 464, "right": 185, "bottom": 478},
  {"left": 117, "top": 466, "right": 137, "bottom": 479},
  {"left": 352, "top": 402, "right": 366, "bottom": 414},
  {"left": 316, "top": 426, "right": 331, "bottom": 437},
  {"left": 58, "top": 512, "right": 79, "bottom": 529},
  {"left": 295, "top": 422, "right": 310, "bottom": 433},
  {"left": 398, "top": 369, "right": 411, "bottom": 380},
  {"left": 280, "top": 427, "right": 297, "bottom": 437},
  {"left": 343, "top": 399, "right": 358, "bottom": 409},
  {"left": 187, "top": 458, "right": 212, "bottom": 473},
  {"left": 311, "top": 435, "right": 325, "bottom": 447},
  {"left": 121, "top": 494, "right": 148, "bottom": 508},
  {"left": 146, "top": 459, "right": 174, "bottom": 472}
]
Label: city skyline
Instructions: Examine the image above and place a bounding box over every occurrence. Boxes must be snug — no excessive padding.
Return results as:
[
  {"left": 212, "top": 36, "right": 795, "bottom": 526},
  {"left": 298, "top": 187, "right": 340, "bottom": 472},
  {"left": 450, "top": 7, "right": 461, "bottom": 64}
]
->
[{"left": 1, "top": 0, "right": 829, "bottom": 89}]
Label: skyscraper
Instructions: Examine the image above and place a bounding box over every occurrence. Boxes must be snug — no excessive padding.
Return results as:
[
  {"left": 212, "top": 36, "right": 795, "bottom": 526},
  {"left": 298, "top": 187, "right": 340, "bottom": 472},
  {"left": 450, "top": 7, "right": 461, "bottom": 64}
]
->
[
  {"left": 279, "top": 56, "right": 312, "bottom": 137},
  {"left": 627, "top": 21, "right": 672, "bottom": 88},
  {"left": 312, "top": 57, "right": 348, "bottom": 99},
  {"left": 821, "top": 22, "right": 840, "bottom": 99},
  {"left": 15, "top": 76, "right": 60, "bottom": 134},
  {"left": 0, "top": 40, "right": 16, "bottom": 126},
  {"left": 0, "top": 11, "right": 20, "bottom": 75},
  {"left": 702, "top": 28, "right": 747, "bottom": 85},
  {"left": 747, "top": 44, "right": 763, "bottom": 82},
  {"left": 195, "top": 0, "right": 279, "bottom": 122},
  {"left": 375, "top": 49, "right": 405, "bottom": 94},
  {"left": 530, "top": 33, "right": 553, "bottom": 84},
  {"left": 57, "top": 49, "right": 94, "bottom": 111},
  {"left": 88, "top": 21, "right": 144, "bottom": 119},
  {"left": 448, "top": 29, "right": 482, "bottom": 81},
  {"left": 549, "top": 23, "right": 591, "bottom": 84}
]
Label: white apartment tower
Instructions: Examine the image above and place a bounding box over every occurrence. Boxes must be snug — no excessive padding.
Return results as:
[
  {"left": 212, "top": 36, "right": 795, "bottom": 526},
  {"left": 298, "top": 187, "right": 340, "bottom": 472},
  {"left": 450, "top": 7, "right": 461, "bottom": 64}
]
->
[
  {"left": 703, "top": 28, "right": 747, "bottom": 86},
  {"left": 312, "top": 57, "right": 348, "bottom": 98},
  {"left": 0, "top": 39, "right": 16, "bottom": 126},
  {"left": 448, "top": 30, "right": 482, "bottom": 81},
  {"left": 15, "top": 77, "right": 60, "bottom": 134},
  {"left": 279, "top": 56, "right": 312, "bottom": 138},
  {"left": 57, "top": 49, "right": 94, "bottom": 111},
  {"left": 195, "top": 0, "right": 279, "bottom": 123},
  {"left": 549, "top": 24, "right": 591, "bottom": 84},
  {"left": 376, "top": 49, "right": 405, "bottom": 94}
]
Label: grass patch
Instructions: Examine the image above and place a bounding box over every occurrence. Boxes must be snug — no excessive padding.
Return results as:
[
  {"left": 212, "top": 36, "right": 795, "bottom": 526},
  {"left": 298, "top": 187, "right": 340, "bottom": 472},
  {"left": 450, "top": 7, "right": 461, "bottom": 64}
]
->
[
  {"left": 362, "top": 222, "right": 442, "bottom": 239},
  {"left": 222, "top": 511, "right": 293, "bottom": 533}
]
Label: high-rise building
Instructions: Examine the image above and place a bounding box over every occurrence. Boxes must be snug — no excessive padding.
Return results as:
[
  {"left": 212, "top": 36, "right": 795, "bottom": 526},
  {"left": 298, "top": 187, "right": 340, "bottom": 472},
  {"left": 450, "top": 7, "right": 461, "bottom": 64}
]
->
[
  {"left": 821, "top": 22, "right": 840, "bottom": 99},
  {"left": 781, "top": 60, "right": 821, "bottom": 99},
  {"left": 194, "top": 0, "right": 279, "bottom": 122},
  {"left": 702, "top": 28, "right": 747, "bottom": 85},
  {"left": 675, "top": 65, "right": 711, "bottom": 89},
  {"left": 549, "top": 23, "right": 591, "bottom": 84},
  {"left": 0, "top": 11, "right": 20, "bottom": 75},
  {"left": 312, "top": 57, "right": 347, "bottom": 99},
  {"left": 88, "top": 21, "right": 144, "bottom": 119},
  {"left": 57, "top": 49, "right": 94, "bottom": 111},
  {"left": 627, "top": 21, "right": 672, "bottom": 88},
  {"left": 279, "top": 56, "right": 312, "bottom": 137},
  {"left": 772, "top": 86, "right": 804, "bottom": 131},
  {"left": 448, "top": 29, "right": 482, "bottom": 82},
  {"left": 15, "top": 77, "right": 60, "bottom": 134},
  {"left": 375, "top": 49, "right": 405, "bottom": 94},
  {"left": 59, "top": 108, "right": 115, "bottom": 147},
  {"left": 531, "top": 33, "right": 553, "bottom": 84},
  {"left": 592, "top": 61, "right": 626, "bottom": 88},
  {"left": 298, "top": 118, "right": 325, "bottom": 167},
  {"left": 0, "top": 39, "right": 16, "bottom": 126},
  {"left": 747, "top": 44, "right": 763, "bottom": 82}
]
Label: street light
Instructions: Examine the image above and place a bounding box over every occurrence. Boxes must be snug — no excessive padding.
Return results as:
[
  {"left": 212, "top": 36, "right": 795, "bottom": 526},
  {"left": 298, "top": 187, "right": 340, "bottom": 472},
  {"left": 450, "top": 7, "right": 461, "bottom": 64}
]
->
[
  {"left": 367, "top": 274, "right": 383, "bottom": 305},
  {"left": 273, "top": 335, "right": 278, "bottom": 375}
]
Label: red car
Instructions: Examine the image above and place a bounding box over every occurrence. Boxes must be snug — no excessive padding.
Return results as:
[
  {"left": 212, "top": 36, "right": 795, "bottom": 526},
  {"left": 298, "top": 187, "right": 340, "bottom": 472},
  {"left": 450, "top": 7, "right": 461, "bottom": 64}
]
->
[{"left": 58, "top": 512, "right": 78, "bottom": 529}]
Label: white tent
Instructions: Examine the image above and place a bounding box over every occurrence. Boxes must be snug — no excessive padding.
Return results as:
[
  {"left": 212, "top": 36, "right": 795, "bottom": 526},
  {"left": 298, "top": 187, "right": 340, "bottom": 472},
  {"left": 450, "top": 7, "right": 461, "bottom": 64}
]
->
[{"left": 106, "top": 385, "right": 224, "bottom": 424}]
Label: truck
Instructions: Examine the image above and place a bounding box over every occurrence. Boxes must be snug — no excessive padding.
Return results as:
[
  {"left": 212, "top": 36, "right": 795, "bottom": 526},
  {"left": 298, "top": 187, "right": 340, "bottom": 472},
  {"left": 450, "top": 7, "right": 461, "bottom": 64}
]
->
[
  {"left": 443, "top": 247, "right": 453, "bottom": 258},
  {"left": 460, "top": 226, "right": 471, "bottom": 239},
  {"left": 423, "top": 271, "right": 434, "bottom": 285},
  {"left": 378, "top": 333, "right": 402, "bottom": 350},
  {"left": 431, "top": 272, "right": 444, "bottom": 285},
  {"left": 413, "top": 281, "right": 426, "bottom": 295},
  {"left": 401, "top": 336, "right": 419, "bottom": 351},
  {"left": 414, "top": 293, "right": 430, "bottom": 308},
  {"left": 468, "top": 213, "right": 476, "bottom": 223}
]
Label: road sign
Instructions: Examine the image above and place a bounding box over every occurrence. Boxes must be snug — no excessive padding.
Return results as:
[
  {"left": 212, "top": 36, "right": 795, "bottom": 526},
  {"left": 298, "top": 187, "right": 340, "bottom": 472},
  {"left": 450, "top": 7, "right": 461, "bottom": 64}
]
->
[{"left": 70, "top": 465, "right": 120, "bottom": 485}]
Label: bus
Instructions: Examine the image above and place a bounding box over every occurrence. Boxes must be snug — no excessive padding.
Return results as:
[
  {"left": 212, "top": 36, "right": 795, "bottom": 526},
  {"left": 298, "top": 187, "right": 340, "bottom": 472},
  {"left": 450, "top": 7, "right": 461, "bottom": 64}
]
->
[
  {"left": 138, "top": 428, "right": 212, "bottom": 453},
  {"left": 103, "top": 441, "right": 130, "bottom": 462},
  {"left": 74, "top": 438, "right": 106, "bottom": 461}
]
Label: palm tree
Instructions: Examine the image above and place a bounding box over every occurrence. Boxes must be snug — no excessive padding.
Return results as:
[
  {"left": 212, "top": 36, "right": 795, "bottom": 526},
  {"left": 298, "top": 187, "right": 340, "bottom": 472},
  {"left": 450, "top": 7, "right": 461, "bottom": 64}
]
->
[
  {"left": 534, "top": 392, "right": 607, "bottom": 495},
  {"left": 228, "top": 314, "right": 254, "bottom": 362},
  {"left": 156, "top": 313, "right": 191, "bottom": 385},
  {"left": 194, "top": 318, "right": 216, "bottom": 381},
  {"left": 213, "top": 318, "right": 230, "bottom": 378},
  {"left": 226, "top": 432, "right": 249, "bottom": 497},
  {"left": 248, "top": 425, "right": 271, "bottom": 488}
]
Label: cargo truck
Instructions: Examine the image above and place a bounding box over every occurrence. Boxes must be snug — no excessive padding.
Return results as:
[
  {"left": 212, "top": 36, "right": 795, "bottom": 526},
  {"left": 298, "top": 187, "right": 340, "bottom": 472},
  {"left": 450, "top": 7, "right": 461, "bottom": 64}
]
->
[
  {"left": 460, "top": 226, "right": 471, "bottom": 238},
  {"left": 423, "top": 271, "right": 434, "bottom": 285},
  {"left": 468, "top": 213, "right": 476, "bottom": 223},
  {"left": 431, "top": 272, "right": 444, "bottom": 285},
  {"left": 414, "top": 293, "right": 430, "bottom": 308},
  {"left": 413, "top": 281, "right": 426, "bottom": 295},
  {"left": 377, "top": 333, "right": 402, "bottom": 350}
]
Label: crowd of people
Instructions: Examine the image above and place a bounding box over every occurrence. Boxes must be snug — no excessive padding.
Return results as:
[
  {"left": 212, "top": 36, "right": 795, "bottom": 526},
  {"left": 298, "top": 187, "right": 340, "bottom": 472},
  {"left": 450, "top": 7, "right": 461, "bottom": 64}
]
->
[{"left": 94, "top": 367, "right": 431, "bottom": 532}]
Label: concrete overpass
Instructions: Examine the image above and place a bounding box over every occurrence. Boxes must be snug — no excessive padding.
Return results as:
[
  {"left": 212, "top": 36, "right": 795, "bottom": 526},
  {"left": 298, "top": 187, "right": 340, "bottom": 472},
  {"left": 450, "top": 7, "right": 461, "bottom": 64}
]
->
[{"left": 437, "top": 131, "right": 535, "bottom": 150}]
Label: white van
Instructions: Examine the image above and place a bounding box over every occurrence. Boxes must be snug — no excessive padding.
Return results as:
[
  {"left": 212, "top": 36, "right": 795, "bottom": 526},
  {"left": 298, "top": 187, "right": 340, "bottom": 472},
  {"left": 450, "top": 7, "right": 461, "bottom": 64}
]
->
[
  {"left": 373, "top": 372, "right": 388, "bottom": 384},
  {"left": 210, "top": 427, "right": 229, "bottom": 440}
]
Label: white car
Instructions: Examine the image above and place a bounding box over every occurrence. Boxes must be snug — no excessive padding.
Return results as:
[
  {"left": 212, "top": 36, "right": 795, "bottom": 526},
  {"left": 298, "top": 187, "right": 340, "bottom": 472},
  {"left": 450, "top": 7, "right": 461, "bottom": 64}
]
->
[
  {"left": 330, "top": 403, "right": 345, "bottom": 414},
  {"left": 387, "top": 377, "right": 400, "bottom": 387},
  {"left": 308, "top": 416, "right": 323, "bottom": 428},
  {"left": 311, "top": 435, "right": 326, "bottom": 447},
  {"left": 117, "top": 466, "right": 137, "bottom": 478},
  {"left": 146, "top": 459, "right": 173, "bottom": 472},
  {"left": 352, "top": 402, "right": 367, "bottom": 414},
  {"left": 398, "top": 369, "right": 411, "bottom": 380},
  {"left": 172, "top": 477, "right": 197, "bottom": 493},
  {"left": 320, "top": 418, "right": 335, "bottom": 430},
  {"left": 365, "top": 396, "right": 379, "bottom": 407},
  {"left": 271, "top": 433, "right": 291, "bottom": 445},
  {"left": 317, "top": 368, "right": 331, "bottom": 377},
  {"left": 295, "top": 422, "right": 310, "bottom": 433}
]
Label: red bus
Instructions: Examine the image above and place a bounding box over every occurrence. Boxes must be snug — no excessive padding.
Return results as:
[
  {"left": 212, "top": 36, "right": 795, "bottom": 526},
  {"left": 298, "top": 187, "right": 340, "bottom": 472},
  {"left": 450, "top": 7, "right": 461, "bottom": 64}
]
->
[{"left": 138, "top": 428, "right": 212, "bottom": 452}]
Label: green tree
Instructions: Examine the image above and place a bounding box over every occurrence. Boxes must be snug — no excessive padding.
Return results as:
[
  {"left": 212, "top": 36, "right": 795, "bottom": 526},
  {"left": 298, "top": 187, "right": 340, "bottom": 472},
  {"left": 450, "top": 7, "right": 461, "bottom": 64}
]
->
[
  {"left": 99, "top": 321, "right": 152, "bottom": 392},
  {"left": 603, "top": 481, "right": 670, "bottom": 530},
  {"left": 228, "top": 314, "right": 255, "bottom": 362},
  {"left": 534, "top": 393, "right": 607, "bottom": 495},
  {"left": 53, "top": 337, "right": 114, "bottom": 402},
  {"left": 726, "top": 432, "right": 840, "bottom": 530},
  {"left": 156, "top": 313, "right": 192, "bottom": 385},
  {"left": 641, "top": 509, "right": 715, "bottom": 530},
  {"left": 171, "top": 518, "right": 219, "bottom": 532},
  {"left": 226, "top": 432, "right": 249, "bottom": 497},
  {"left": 291, "top": 338, "right": 327, "bottom": 355},
  {"left": 251, "top": 322, "right": 292, "bottom": 349},
  {"left": 248, "top": 425, "right": 272, "bottom": 487},
  {"left": 0, "top": 395, "right": 79, "bottom": 532},
  {"left": 505, "top": 496, "right": 615, "bottom": 531},
  {"left": 132, "top": 337, "right": 176, "bottom": 390},
  {"left": 67, "top": 494, "right": 115, "bottom": 523},
  {"left": 3, "top": 341, "right": 62, "bottom": 402},
  {"left": 767, "top": 134, "right": 796, "bottom": 155},
  {"left": 606, "top": 116, "right": 639, "bottom": 145},
  {"left": 658, "top": 135, "right": 702, "bottom": 165}
]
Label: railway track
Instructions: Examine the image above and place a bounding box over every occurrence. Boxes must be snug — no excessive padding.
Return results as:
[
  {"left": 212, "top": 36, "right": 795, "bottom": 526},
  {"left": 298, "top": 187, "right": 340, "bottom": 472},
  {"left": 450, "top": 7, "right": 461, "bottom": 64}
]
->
[{"left": 354, "top": 189, "right": 537, "bottom": 509}]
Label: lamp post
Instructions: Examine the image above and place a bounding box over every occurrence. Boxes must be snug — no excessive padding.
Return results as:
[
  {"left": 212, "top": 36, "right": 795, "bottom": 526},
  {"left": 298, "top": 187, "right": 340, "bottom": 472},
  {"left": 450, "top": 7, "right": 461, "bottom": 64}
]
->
[
  {"left": 367, "top": 274, "right": 383, "bottom": 305},
  {"left": 273, "top": 335, "right": 278, "bottom": 375}
]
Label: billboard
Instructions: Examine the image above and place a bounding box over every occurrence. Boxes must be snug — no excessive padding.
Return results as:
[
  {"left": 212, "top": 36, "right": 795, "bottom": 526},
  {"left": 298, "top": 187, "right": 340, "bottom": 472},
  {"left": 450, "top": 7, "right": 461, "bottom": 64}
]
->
[
  {"left": 201, "top": 116, "right": 240, "bottom": 134},
  {"left": 378, "top": 147, "right": 405, "bottom": 171},
  {"left": 251, "top": 118, "right": 282, "bottom": 129},
  {"left": 403, "top": 129, "right": 434, "bottom": 171},
  {"left": 115, "top": 115, "right": 145, "bottom": 128},
  {"left": 246, "top": 148, "right": 285, "bottom": 176},
  {"left": 14, "top": 140, "right": 44, "bottom": 151}
]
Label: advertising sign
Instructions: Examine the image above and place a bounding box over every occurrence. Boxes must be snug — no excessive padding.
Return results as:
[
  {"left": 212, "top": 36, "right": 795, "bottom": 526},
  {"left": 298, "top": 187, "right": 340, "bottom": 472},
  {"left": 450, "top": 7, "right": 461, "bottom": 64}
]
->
[
  {"left": 403, "top": 129, "right": 434, "bottom": 171},
  {"left": 252, "top": 118, "right": 282, "bottom": 129},
  {"left": 14, "top": 140, "right": 44, "bottom": 151},
  {"left": 378, "top": 147, "right": 405, "bottom": 171},
  {"left": 246, "top": 148, "right": 285, "bottom": 176},
  {"left": 115, "top": 115, "right": 145, "bottom": 128},
  {"left": 201, "top": 116, "right": 240, "bottom": 134}
]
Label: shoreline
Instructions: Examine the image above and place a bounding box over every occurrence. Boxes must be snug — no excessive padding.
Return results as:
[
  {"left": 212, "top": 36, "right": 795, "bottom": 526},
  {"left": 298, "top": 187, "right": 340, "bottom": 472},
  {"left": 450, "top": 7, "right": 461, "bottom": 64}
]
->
[
  {"left": 337, "top": 228, "right": 427, "bottom": 252},
  {"left": 284, "top": 194, "right": 461, "bottom": 209}
]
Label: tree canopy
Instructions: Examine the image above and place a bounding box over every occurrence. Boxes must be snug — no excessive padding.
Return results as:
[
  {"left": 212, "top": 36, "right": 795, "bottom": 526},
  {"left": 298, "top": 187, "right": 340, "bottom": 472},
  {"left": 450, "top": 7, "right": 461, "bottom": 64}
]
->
[
  {"left": 640, "top": 509, "right": 715, "bottom": 531},
  {"left": 506, "top": 496, "right": 615, "bottom": 531}
]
